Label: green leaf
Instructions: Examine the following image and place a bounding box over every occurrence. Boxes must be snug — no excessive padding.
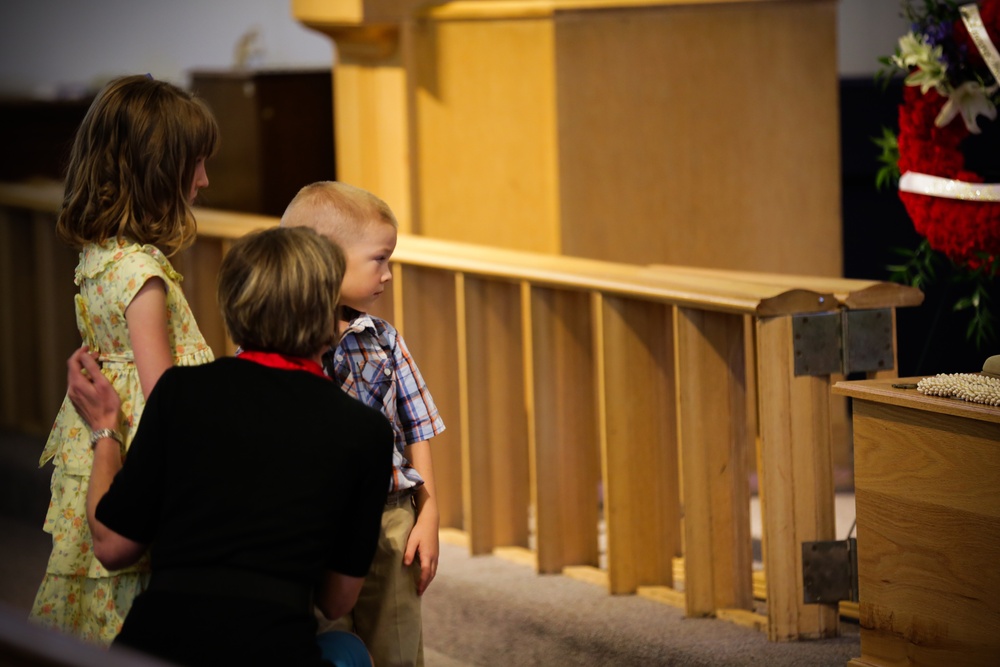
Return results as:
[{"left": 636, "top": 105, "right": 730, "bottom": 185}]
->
[
  {"left": 872, "top": 127, "right": 900, "bottom": 190},
  {"left": 886, "top": 239, "right": 938, "bottom": 290}
]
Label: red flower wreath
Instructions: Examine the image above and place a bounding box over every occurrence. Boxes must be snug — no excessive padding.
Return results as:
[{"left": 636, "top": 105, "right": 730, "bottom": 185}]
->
[{"left": 894, "top": 1, "right": 1000, "bottom": 270}]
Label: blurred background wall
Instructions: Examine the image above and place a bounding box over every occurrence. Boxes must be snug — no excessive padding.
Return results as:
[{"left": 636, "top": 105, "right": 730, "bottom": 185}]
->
[{"left": 0, "top": 0, "right": 904, "bottom": 96}]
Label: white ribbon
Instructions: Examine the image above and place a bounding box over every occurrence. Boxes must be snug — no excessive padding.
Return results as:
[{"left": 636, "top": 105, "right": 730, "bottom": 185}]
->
[
  {"left": 900, "top": 6, "right": 1000, "bottom": 201},
  {"left": 899, "top": 171, "right": 1000, "bottom": 201},
  {"left": 899, "top": 3, "right": 1000, "bottom": 202},
  {"left": 961, "top": 4, "right": 1000, "bottom": 84}
]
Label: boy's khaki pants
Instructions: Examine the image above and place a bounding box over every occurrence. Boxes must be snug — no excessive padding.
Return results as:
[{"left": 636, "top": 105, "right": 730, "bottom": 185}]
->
[{"left": 320, "top": 500, "right": 423, "bottom": 667}]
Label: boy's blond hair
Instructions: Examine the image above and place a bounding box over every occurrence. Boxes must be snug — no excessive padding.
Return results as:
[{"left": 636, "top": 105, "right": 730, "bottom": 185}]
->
[{"left": 281, "top": 181, "right": 397, "bottom": 244}]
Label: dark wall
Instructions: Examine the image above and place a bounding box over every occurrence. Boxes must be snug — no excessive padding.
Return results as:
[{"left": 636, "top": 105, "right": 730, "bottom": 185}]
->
[
  {"left": 840, "top": 77, "right": 992, "bottom": 375},
  {"left": 0, "top": 97, "right": 91, "bottom": 181}
]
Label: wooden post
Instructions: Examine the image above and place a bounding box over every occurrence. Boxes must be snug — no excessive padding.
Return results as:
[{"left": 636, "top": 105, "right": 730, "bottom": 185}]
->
[
  {"left": 173, "top": 238, "right": 228, "bottom": 358},
  {"left": 0, "top": 209, "right": 36, "bottom": 430},
  {"left": 32, "top": 213, "right": 78, "bottom": 429},
  {"left": 756, "top": 314, "right": 839, "bottom": 640}
]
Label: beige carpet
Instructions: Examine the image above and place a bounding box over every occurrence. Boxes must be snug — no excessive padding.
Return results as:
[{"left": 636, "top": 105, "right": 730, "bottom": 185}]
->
[{"left": 1, "top": 429, "right": 860, "bottom": 666}]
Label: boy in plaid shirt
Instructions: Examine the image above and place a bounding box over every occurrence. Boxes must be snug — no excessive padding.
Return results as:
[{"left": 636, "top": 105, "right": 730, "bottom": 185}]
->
[{"left": 281, "top": 181, "right": 445, "bottom": 667}]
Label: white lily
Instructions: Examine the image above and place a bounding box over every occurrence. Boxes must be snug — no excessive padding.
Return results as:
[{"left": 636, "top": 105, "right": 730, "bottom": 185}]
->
[
  {"left": 893, "top": 32, "right": 948, "bottom": 94},
  {"left": 935, "top": 80, "right": 999, "bottom": 133}
]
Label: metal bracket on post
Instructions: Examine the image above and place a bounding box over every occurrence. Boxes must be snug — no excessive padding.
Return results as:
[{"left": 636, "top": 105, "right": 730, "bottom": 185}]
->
[
  {"left": 802, "top": 538, "right": 858, "bottom": 604},
  {"left": 842, "top": 309, "right": 894, "bottom": 375},
  {"left": 792, "top": 308, "right": 894, "bottom": 376},
  {"left": 792, "top": 312, "right": 842, "bottom": 376}
]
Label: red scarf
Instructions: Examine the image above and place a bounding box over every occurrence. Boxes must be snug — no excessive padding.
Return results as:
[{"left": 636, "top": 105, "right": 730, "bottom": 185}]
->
[{"left": 236, "top": 349, "right": 329, "bottom": 380}]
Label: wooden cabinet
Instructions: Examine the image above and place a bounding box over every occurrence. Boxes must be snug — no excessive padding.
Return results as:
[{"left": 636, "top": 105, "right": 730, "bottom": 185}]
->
[
  {"left": 833, "top": 378, "right": 1000, "bottom": 667},
  {"left": 189, "top": 69, "right": 335, "bottom": 217}
]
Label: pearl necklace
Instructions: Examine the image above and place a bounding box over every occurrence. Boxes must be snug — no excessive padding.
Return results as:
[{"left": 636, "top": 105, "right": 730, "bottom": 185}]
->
[{"left": 917, "top": 373, "right": 1000, "bottom": 406}]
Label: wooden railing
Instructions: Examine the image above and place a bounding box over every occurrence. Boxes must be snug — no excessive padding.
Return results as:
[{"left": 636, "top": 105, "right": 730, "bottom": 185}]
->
[{"left": 0, "top": 181, "right": 923, "bottom": 642}]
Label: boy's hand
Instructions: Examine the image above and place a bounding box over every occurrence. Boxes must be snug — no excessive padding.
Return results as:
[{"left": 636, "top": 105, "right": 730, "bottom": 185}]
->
[{"left": 404, "top": 506, "right": 439, "bottom": 596}]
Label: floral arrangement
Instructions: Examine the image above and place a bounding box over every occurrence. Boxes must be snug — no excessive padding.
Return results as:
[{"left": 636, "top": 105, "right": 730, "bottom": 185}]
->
[{"left": 877, "top": 0, "right": 1000, "bottom": 347}]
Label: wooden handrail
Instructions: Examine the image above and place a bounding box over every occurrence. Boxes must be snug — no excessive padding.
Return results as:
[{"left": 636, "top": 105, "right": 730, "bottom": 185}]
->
[
  {"left": 649, "top": 264, "right": 924, "bottom": 310},
  {"left": 0, "top": 182, "right": 921, "bottom": 316}
]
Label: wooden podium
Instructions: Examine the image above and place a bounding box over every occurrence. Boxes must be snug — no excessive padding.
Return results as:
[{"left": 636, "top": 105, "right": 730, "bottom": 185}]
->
[
  {"left": 292, "top": 0, "right": 841, "bottom": 274},
  {"left": 834, "top": 379, "right": 1000, "bottom": 666}
]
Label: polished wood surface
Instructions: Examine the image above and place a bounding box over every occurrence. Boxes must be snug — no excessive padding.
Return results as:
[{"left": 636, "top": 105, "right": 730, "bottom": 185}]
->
[{"left": 834, "top": 378, "right": 1000, "bottom": 667}]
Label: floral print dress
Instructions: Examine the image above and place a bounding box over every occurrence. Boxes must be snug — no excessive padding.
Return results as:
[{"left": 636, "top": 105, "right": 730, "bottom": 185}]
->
[{"left": 29, "top": 238, "right": 214, "bottom": 646}]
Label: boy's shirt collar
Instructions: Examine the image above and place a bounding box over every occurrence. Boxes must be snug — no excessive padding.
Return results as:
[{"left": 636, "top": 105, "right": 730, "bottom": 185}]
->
[{"left": 340, "top": 306, "right": 377, "bottom": 336}]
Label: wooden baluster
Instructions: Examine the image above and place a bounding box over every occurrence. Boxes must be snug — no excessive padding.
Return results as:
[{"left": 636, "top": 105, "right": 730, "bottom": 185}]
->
[
  {"left": 674, "top": 306, "right": 754, "bottom": 617},
  {"left": 525, "top": 284, "right": 600, "bottom": 573},
  {"left": 596, "top": 293, "right": 679, "bottom": 594},
  {"left": 459, "top": 274, "right": 529, "bottom": 554},
  {"left": 395, "top": 264, "right": 465, "bottom": 533}
]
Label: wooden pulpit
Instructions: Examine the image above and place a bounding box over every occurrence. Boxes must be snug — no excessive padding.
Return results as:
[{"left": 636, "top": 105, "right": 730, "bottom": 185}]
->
[{"left": 292, "top": 0, "right": 840, "bottom": 274}]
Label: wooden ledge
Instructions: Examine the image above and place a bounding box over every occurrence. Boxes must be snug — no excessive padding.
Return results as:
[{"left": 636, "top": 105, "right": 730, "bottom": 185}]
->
[
  {"left": 650, "top": 264, "right": 925, "bottom": 311},
  {"left": 293, "top": 0, "right": 773, "bottom": 25},
  {"left": 833, "top": 377, "right": 1000, "bottom": 424},
  {"left": 840, "top": 281, "right": 924, "bottom": 310},
  {"left": 0, "top": 180, "right": 910, "bottom": 318},
  {"left": 0, "top": 179, "right": 62, "bottom": 210}
]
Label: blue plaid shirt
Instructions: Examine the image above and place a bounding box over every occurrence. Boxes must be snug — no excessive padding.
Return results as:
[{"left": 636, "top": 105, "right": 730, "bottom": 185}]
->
[{"left": 324, "top": 310, "right": 445, "bottom": 493}]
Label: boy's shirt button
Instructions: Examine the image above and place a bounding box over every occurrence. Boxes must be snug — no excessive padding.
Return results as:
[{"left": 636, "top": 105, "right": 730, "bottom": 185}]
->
[{"left": 383, "top": 368, "right": 392, "bottom": 377}]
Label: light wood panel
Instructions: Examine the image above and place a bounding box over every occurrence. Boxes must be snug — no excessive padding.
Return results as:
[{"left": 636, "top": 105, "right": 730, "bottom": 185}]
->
[
  {"left": 525, "top": 285, "right": 600, "bottom": 573},
  {"left": 460, "top": 276, "right": 530, "bottom": 553},
  {"left": 596, "top": 294, "right": 679, "bottom": 594},
  {"left": 410, "top": 15, "right": 561, "bottom": 251},
  {"left": 555, "top": 0, "right": 839, "bottom": 273},
  {"left": 675, "top": 307, "right": 753, "bottom": 617},
  {"left": 395, "top": 265, "right": 464, "bottom": 530},
  {"left": 332, "top": 52, "right": 413, "bottom": 232},
  {"left": 173, "top": 239, "right": 229, "bottom": 358},
  {"left": 32, "top": 215, "right": 78, "bottom": 426}
]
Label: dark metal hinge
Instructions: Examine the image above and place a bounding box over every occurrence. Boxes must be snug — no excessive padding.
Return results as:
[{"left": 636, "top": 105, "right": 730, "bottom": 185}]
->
[
  {"left": 792, "top": 308, "right": 894, "bottom": 376},
  {"left": 802, "top": 538, "right": 858, "bottom": 604}
]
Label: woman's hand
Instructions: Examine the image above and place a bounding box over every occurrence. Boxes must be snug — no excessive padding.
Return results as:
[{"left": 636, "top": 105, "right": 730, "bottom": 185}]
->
[
  {"left": 67, "top": 345, "right": 120, "bottom": 432},
  {"left": 70, "top": 345, "right": 146, "bottom": 569}
]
